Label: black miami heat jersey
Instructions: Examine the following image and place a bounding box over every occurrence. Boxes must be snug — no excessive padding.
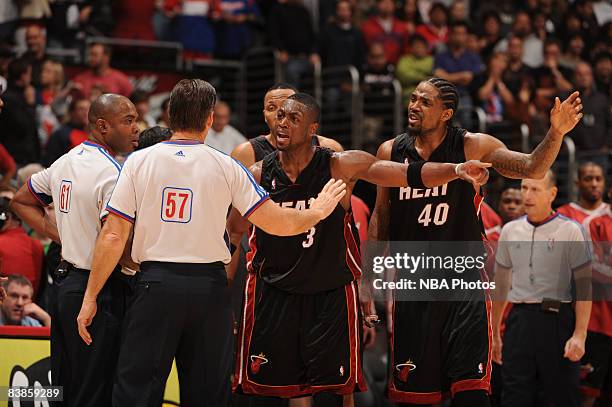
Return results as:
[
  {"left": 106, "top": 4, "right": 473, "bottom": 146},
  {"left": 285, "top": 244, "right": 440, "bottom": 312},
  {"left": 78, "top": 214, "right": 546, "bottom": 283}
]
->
[
  {"left": 389, "top": 127, "right": 484, "bottom": 242},
  {"left": 247, "top": 147, "right": 361, "bottom": 294},
  {"left": 249, "top": 135, "right": 320, "bottom": 162}
]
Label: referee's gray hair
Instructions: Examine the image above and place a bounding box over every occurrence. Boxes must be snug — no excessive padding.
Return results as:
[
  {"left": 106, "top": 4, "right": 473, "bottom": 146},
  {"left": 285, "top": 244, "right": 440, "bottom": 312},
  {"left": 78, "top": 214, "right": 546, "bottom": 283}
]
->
[{"left": 169, "top": 79, "right": 217, "bottom": 133}]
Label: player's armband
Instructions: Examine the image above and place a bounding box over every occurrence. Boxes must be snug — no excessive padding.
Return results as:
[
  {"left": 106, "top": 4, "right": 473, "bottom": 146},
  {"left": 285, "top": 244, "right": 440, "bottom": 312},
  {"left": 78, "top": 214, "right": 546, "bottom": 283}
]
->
[{"left": 407, "top": 160, "right": 427, "bottom": 189}]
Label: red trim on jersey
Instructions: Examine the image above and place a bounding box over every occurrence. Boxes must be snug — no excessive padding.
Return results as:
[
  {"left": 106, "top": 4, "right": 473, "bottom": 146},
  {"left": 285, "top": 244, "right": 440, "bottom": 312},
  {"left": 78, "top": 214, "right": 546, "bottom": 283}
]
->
[
  {"left": 343, "top": 212, "right": 362, "bottom": 280},
  {"left": 245, "top": 226, "right": 257, "bottom": 273},
  {"left": 473, "top": 191, "right": 484, "bottom": 218}
]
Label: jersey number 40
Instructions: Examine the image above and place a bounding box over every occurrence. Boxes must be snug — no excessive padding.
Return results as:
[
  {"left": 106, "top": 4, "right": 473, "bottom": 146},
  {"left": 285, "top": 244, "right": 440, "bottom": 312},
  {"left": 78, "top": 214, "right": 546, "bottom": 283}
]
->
[{"left": 417, "top": 203, "right": 449, "bottom": 227}]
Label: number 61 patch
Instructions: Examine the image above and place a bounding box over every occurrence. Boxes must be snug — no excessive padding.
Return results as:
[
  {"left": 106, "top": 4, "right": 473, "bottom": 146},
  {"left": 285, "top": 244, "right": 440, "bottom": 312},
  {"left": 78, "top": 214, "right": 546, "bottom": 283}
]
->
[{"left": 161, "top": 187, "right": 193, "bottom": 223}]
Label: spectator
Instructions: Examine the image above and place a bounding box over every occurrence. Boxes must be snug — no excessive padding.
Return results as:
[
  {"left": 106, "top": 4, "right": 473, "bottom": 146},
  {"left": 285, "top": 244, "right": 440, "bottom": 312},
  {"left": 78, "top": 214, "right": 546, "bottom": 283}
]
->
[
  {"left": 0, "top": 57, "right": 40, "bottom": 166},
  {"left": 502, "top": 35, "right": 535, "bottom": 100},
  {"left": 22, "top": 25, "right": 47, "bottom": 89},
  {"left": 215, "top": 0, "right": 260, "bottom": 59},
  {"left": 495, "top": 11, "right": 544, "bottom": 68},
  {"left": 130, "top": 90, "right": 156, "bottom": 131},
  {"left": 205, "top": 101, "right": 247, "bottom": 154},
  {"left": 560, "top": 33, "right": 587, "bottom": 70},
  {"left": 363, "top": 42, "right": 395, "bottom": 87},
  {"left": 42, "top": 98, "right": 90, "bottom": 167},
  {"left": 362, "top": 42, "right": 395, "bottom": 143},
  {"left": 415, "top": 2, "right": 449, "bottom": 53},
  {"left": 399, "top": 0, "right": 420, "bottom": 36},
  {"left": 169, "top": 0, "right": 221, "bottom": 59},
  {"left": 361, "top": 0, "right": 409, "bottom": 65},
  {"left": 557, "top": 161, "right": 609, "bottom": 231},
  {"left": 576, "top": 0, "right": 602, "bottom": 43},
  {"left": 0, "top": 199, "right": 44, "bottom": 296},
  {"left": 433, "top": 21, "right": 482, "bottom": 126},
  {"left": 478, "top": 10, "right": 504, "bottom": 62},
  {"left": 113, "top": 0, "right": 156, "bottom": 40},
  {"left": 72, "top": 43, "right": 134, "bottom": 98},
  {"left": 533, "top": 38, "right": 574, "bottom": 117},
  {"left": 0, "top": 1, "right": 18, "bottom": 43},
  {"left": 36, "top": 60, "right": 66, "bottom": 145},
  {"left": 268, "top": 0, "right": 319, "bottom": 89},
  {"left": 593, "top": 52, "right": 611, "bottom": 98},
  {"left": 396, "top": 34, "right": 433, "bottom": 104},
  {"left": 318, "top": 0, "right": 364, "bottom": 70},
  {"left": 157, "top": 96, "right": 170, "bottom": 127},
  {"left": 449, "top": 0, "right": 468, "bottom": 24},
  {"left": 566, "top": 63, "right": 611, "bottom": 163},
  {"left": 0, "top": 274, "right": 50, "bottom": 326},
  {"left": 473, "top": 52, "right": 514, "bottom": 124},
  {"left": 493, "top": 171, "right": 592, "bottom": 407},
  {"left": 560, "top": 11, "right": 587, "bottom": 45},
  {"left": 0, "top": 143, "right": 16, "bottom": 189}
]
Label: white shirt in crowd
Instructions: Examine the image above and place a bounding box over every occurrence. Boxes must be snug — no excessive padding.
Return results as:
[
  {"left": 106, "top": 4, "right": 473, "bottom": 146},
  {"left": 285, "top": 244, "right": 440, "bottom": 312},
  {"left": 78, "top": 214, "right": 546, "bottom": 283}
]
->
[
  {"left": 496, "top": 213, "right": 591, "bottom": 303},
  {"left": 204, "top": 125, "right": 247, "bottom": 155},
  {"left": 106, "top": 140, "right": 268, "bottom": 265},
  {"left": 29, "top": 141, "right": 121, "bottom": 270}
]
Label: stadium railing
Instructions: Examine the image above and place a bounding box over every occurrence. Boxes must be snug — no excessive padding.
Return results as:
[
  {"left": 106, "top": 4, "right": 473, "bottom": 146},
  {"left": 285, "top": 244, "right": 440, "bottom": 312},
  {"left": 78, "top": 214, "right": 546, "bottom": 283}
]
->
[
  {"left": 85, "top": 37, "right": 184, "bottom": 71},
  {"left": 242, "top": 47, "right": 278, "bottom": 138},
  {"left": 361, "top": 78, "right": 403, "bottom": 149}
]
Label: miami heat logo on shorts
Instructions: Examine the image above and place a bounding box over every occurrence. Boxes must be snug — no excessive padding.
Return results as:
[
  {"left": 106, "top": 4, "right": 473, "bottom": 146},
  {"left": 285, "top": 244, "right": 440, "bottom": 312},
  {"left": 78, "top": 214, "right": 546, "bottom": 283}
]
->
[
  {"left": 250, "top": 353, "right": 269, "bottom": 374},
  {"left": 396, "top": 360, "right": 417, "bottom": 383}
]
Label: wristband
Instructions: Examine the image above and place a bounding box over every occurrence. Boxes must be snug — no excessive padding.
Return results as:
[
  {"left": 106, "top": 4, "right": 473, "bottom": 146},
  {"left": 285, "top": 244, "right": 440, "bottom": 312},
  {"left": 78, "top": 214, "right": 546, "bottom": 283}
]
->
[
  {"left": 455, "top": 163, "right": 462, "bottom": 176},
  {"left": 407, "top": 160, "right": 427, "bottom": 189}
]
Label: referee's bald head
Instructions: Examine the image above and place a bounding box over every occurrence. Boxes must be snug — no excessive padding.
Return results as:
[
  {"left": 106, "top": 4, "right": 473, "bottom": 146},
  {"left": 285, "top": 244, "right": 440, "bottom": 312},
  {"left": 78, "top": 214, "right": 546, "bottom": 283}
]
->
[
  {"left": 89, "top": 93, "right": 140, "bottom": 154},
  {"left": 169, "top": 79, "right": 217, "bottom": 133},
  {"left": 88, "top": 93, "right": 133, "bottom": 126}
]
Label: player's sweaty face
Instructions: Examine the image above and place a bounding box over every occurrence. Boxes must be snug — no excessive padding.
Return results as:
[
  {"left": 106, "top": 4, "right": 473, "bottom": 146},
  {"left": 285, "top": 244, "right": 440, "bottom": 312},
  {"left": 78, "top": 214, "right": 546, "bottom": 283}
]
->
[
  {"left": 407, "top": 83, "right": 444, "bottom": 134},
  {"left": 275, "top": 100, "right": 311, "bottom": 151},
  {"left": 263, "top": 89, "right": 295, "bottom": 136},
  {"left": 107, "top": 102, "right": 140, "bottom": 154}
]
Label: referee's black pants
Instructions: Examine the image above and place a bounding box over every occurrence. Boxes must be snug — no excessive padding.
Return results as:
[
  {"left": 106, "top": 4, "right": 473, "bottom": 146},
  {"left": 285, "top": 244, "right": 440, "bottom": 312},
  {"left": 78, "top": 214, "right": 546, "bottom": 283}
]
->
[
  {"left": 50, "top": 265, "right": 132, "bottom": 407},
  {"left": 112, "top": 261, "right": 233, "bottom": 407},
  {"left": 501, "top": 303, "right": 580, "bottom": 407}
]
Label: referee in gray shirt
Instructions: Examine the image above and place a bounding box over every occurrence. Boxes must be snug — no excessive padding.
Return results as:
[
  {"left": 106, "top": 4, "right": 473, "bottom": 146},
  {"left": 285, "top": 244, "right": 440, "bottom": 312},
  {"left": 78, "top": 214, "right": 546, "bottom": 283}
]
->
[
  {"left": 492, "top": 170, "right": 592, "bottom": 407},
  {"left": 76, "top": 79, "right": 346, "bottom": 407}
]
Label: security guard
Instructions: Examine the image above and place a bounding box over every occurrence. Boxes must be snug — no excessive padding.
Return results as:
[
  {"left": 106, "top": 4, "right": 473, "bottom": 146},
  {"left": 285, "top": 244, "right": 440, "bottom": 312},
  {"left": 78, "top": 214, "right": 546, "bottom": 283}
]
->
[
  {"left": 10, "top": 93, "right": 140, "bottom": 407},
  {"left": 76, "top": 79, "right": 346, "bottom": 407},
  {"left": 492, "top": 170, "right": 592, "bottom": 407}
]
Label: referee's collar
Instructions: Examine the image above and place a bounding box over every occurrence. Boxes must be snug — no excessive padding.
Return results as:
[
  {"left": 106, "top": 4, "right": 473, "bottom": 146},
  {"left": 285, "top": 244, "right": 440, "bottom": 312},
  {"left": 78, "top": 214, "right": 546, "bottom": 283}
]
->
[
  {"left": 526, "top": 211, "right": 559, "bottom": 227},
  {"left": 83, "top": 140, "right": 116, "bottom": 156},
  {"left": 162, "top": 140, "right": 203, "bottom": 145}
]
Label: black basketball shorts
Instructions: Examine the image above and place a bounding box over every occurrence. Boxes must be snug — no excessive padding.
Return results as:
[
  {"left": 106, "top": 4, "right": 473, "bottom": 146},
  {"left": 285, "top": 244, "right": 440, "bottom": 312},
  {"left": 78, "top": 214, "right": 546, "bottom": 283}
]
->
[{"left": 233, "top": 274, "right": 366, "bottom": 397}]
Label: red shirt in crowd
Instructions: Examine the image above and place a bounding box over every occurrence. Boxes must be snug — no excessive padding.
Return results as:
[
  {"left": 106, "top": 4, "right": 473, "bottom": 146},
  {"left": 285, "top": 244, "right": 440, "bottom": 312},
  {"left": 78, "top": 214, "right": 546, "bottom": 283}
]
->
[
  {"left": 0, "top": 143, "right": 16, "bottom": 181},
  {"left": 113, "top": 0, "right": 156, "bottom": 40},
  {"left": 415, "top": 24, "right": 448, "bottom": 51},
  {"left": 0, "top": 227, "right": 44, "bottom": 295},
  {"left": 361, "top": 17, "right": 409, "bottom": 65},
  {"left": 557, "top": 202, "right": 610, "bottom": 224},
  {"left": 481, "top": 201, "right": 502, "bottom": 242},
  {"left": 72, "top": 68, "right": 134, "bottom": 99},
  {"left": 584, "top": 209, "right": 612, "bottom": 338}
]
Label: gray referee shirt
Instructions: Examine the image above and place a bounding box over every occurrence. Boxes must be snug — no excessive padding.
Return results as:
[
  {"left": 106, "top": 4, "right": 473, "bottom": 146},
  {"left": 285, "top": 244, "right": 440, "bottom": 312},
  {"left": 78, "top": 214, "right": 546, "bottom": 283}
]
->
[{"left": 496, "top": 213, "right": 591, "bottom": 303}]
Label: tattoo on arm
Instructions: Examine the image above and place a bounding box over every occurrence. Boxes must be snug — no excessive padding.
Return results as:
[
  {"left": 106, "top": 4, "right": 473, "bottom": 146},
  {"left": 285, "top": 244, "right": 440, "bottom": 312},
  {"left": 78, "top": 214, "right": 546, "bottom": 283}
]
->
[{"left": 488, "top": 129, "right": 563, "bottom": 179}]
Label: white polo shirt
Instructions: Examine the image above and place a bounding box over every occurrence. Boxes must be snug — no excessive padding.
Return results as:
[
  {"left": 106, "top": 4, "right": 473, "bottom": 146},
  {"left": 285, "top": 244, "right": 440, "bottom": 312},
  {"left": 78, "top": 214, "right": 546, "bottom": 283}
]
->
[
  {"left": 496, "top": 213, "right": 591, "bottom": 303},
  {"left": 106, "top": 140, "right": 269, "bottom": 264},
  {"left": 28, "top": 141, "right": 121, "bottom": 270}
]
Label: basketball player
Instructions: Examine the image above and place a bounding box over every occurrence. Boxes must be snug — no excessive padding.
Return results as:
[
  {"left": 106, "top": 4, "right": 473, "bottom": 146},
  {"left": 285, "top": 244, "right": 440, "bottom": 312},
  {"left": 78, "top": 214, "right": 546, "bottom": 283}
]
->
[
  {"left": 366, "top": 77, "right": 584, "bottom": 406},
  {"left": 232, "top": 93, "right": 491, "bottom": 404}
]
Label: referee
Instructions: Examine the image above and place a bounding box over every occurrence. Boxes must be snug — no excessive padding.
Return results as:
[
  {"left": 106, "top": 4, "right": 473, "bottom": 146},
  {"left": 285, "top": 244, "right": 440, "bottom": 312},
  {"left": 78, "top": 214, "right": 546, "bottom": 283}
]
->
[
  {"left": 10, "top": 93, "right": 140, "bottom": 406},
  {"left": 76, "top": 79, "right": 346, "bottom": 407},
  {"left": 492, "top": 170, "right": 592, "bottom": 407}
]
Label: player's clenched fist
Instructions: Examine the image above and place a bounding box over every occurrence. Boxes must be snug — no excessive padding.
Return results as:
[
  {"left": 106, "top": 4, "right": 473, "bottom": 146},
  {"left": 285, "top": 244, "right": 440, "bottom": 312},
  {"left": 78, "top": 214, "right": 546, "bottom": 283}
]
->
[{"left": 310, "top": 179, "right": 347, "bottom": 221}]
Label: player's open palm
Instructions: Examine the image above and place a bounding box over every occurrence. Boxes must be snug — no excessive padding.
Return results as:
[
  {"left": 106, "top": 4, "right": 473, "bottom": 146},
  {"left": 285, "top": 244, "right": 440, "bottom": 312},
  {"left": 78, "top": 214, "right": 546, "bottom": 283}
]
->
[
  {"left": 310, "top": 179, "right": 346, "bottom": 220},
  {"left": 550, "top": 91, "right": 583, "bottom": 136},
  {"left": 456, "top": 161, "right": 492, "bottom": 186}
]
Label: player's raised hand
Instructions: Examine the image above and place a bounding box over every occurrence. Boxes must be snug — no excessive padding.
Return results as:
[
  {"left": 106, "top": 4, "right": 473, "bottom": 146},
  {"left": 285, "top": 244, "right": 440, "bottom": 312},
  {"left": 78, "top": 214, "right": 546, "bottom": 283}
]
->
[
  {"left": 310, "top": 179, "right": 346, "bottom": 220},
  {"left": 77, "top": 298, "right": 98, "bottom": 345},
  {"left": 0, "top": 276, "right": 7, "bottom": 303},
  {"left": 456, "top": 161, "right": 492, "bottom": 186},
  {"left": 550, "top": 91, "right": 583, "bottom": 136}
]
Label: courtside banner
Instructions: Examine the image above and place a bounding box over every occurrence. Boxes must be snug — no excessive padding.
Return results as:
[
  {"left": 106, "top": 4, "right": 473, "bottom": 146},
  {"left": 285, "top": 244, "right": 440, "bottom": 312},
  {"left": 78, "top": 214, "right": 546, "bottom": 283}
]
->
[
  {"left": 0, "top": 327, "right": 181, "bottom": 406},
  {"left": 362, "top": 241, "right": 607, "bottom": 302}
]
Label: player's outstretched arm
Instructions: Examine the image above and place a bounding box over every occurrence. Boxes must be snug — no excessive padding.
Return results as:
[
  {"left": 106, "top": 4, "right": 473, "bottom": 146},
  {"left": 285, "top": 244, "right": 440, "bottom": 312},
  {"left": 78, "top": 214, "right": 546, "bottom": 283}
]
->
[
  {"left": 332, "top": 150, "right": 491, "bottom": 188},
  {"left": 78, "top": 213, "right": 133, "bottom": 345},
  {"left": 248, "top": 178, "right": 347, "bottom": 236},
  {"left": 477, "top": 91, "right": 583, "bottom": 179}
]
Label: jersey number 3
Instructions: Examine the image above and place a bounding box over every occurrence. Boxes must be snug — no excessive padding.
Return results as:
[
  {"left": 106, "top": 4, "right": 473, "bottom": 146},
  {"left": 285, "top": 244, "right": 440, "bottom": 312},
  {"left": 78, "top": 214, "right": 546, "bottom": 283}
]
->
[
  {"left": 417, "top": 203, "right": 449, "bottom": 227},
  {"left": 302, "top": 227, "right": 316, "bottom": 248},
  {"left": 162, "top": 187, "right": 193, "bottom": 223}
]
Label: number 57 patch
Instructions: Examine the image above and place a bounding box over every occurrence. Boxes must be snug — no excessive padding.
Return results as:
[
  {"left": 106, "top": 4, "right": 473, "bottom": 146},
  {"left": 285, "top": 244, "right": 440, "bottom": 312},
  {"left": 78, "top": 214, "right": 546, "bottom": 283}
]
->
[{"left": 161, "top": 187, "right": 193, "bottom": 223}]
